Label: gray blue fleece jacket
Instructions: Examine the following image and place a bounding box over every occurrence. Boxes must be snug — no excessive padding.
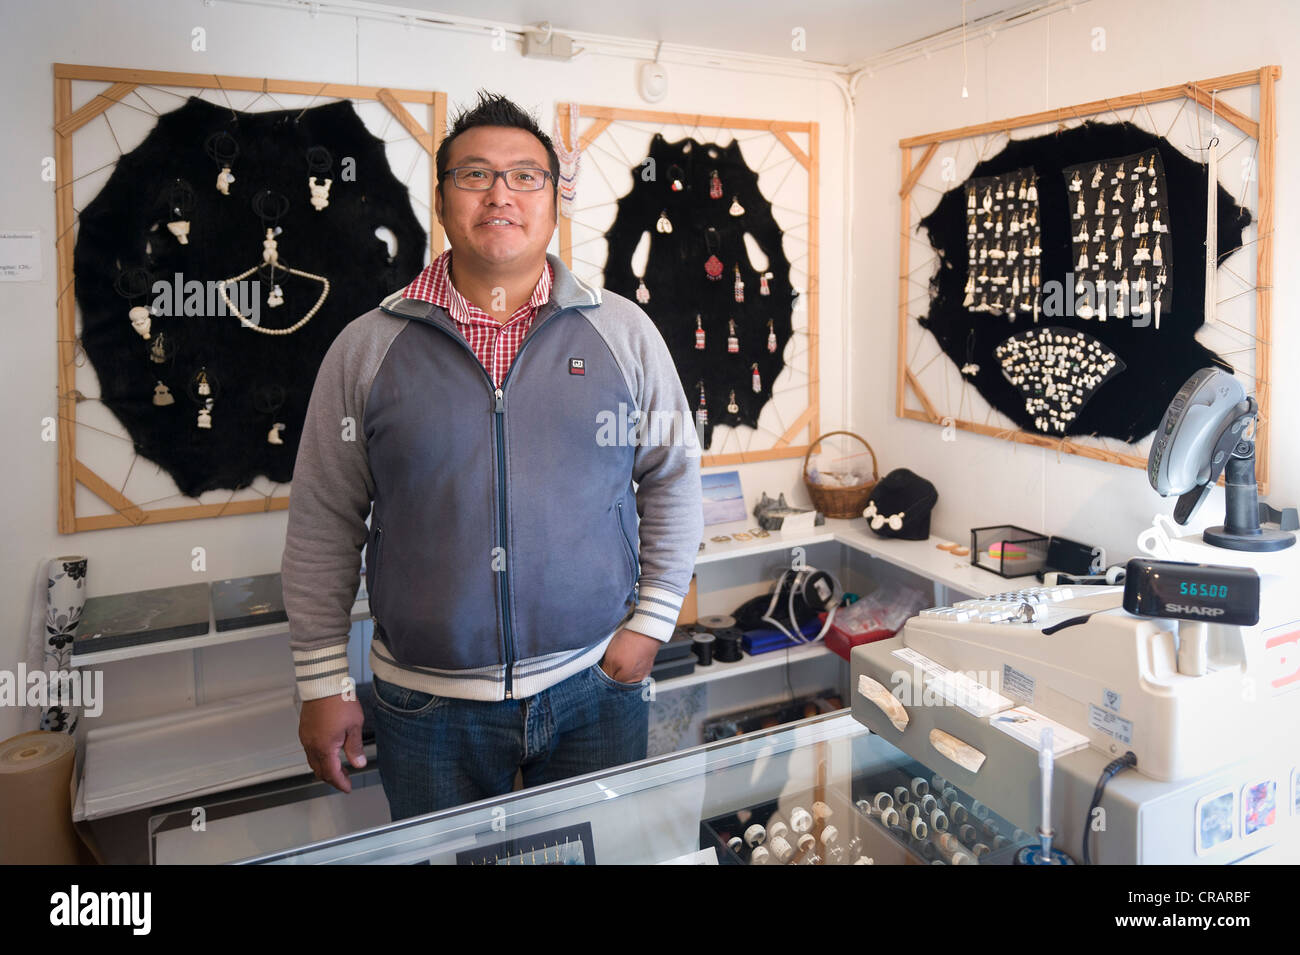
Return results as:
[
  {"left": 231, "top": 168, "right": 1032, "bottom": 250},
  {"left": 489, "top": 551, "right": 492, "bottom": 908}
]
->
[{"left": 282, "top": 253, "right": 703, "bottom": 702}]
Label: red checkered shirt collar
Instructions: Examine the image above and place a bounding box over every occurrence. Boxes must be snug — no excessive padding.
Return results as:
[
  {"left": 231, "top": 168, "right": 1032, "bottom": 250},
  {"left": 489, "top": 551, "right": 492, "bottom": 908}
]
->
[{"left": 400, "top": 250, "right": 553, "bottom": 327}]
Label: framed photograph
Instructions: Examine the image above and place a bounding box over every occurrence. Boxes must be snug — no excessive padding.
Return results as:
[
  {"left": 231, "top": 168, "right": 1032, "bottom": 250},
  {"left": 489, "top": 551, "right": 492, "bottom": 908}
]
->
[
  {"left": 1194, "top": 788, "right": 1235, "bottom": 856},
  {"left": 1241, "top": 780, "right": 1277, "bottom": 839},
  {"left": 702, "top": 470, "right": 747, "bottom": 526},
  {"left": 455, "top": 822, "right": 595, "bottom": 866}
]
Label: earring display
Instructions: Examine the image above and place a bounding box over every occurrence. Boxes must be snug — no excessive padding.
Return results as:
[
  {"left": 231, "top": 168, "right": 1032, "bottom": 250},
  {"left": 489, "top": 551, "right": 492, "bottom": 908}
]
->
[
  {"left": 1061, "top": 149, "right": 1173, "bottom": 317},
  {"left": 73, "top": 96, "right": 427, "bottom": 498},
  {"left": 995, "top": 326, "right": 1126, "bottom": 434},
  {"left": 602, "top": 133, "right": 793, "bottom": 450},
  {"left": 920, "top": 121, "right": 1252, "bottom": 443},
  {"left": 963, "top": 166, "right": 1042, "bottom": 319}
]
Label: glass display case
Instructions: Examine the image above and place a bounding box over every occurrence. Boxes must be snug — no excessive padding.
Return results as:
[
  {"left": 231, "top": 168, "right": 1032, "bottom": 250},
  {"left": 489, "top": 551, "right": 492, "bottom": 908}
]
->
[{"left": 239, "top": 711, "right": 1026, "bottom": 865}]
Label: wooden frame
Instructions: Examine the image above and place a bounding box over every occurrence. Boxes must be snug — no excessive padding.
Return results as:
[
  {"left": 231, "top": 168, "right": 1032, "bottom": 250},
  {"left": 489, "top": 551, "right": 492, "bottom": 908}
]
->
[
  {"left": 555, "top": 103, "right": 820, "bottom": 468},
  {"left": 52, "top": 63, "right": 447, "bottom": 533},
  {"left": 897, "top": 66, "right": 1278, "bottom": 491}
]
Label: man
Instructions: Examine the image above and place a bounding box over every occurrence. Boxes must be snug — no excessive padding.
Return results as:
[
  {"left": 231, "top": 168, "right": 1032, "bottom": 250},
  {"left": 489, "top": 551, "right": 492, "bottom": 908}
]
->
[{"left": 281, "top": 92, "right": 702, "bottom": 820}]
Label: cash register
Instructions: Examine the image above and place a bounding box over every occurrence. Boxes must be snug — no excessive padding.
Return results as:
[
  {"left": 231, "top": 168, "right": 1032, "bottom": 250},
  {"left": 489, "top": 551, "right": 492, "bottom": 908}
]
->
[{"left": 850, "top": 368, "right": 1300, "bottom": 863}]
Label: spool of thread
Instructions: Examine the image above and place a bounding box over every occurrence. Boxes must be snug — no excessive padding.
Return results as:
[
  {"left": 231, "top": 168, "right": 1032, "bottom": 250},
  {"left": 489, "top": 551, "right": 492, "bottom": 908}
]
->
[
  {"left": 691, "top": 631, "right": 715, "bottom": 666},
  {"left": 713, "top": 628, "right": 743, "bottom": 662},
  {"left": 0, "top": 731, "right": 81, "bottom": 864},
  {"left": 697, "top": 614, "right": 737, "bottom": 632}
]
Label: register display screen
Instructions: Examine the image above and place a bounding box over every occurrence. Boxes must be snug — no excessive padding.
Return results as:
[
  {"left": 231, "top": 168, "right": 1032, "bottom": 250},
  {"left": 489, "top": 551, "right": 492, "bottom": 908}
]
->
[{"left": 1123, "top": 558, "right": 1260, "bottom": 625}]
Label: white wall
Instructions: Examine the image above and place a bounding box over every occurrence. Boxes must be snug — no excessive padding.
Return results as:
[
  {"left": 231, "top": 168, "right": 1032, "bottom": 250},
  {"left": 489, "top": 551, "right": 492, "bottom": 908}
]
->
[
  {"left": 853, "top": 0, "right": 1300, "bottom": 565},
  {"left": 0, "top": 0, "right": 849, "bottom": 741}
]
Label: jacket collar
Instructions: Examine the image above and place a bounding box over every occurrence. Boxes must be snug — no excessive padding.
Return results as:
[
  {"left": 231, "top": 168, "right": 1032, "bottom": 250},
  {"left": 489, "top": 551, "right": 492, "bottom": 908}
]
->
[{"left": 380, "top": 252, "right": 601, "bottom": 320}]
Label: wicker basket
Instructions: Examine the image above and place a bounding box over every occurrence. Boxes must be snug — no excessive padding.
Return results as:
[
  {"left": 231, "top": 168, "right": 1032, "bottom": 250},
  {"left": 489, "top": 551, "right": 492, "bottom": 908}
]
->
[{"left": 802, "top": 431, "right": 879, "bottom": 520}]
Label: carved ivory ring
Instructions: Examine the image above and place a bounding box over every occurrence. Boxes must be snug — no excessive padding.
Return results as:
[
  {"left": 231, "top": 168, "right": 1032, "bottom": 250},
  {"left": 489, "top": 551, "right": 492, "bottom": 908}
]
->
[{"left": 744, "top": 824, "right": 767, "bottom": 847}]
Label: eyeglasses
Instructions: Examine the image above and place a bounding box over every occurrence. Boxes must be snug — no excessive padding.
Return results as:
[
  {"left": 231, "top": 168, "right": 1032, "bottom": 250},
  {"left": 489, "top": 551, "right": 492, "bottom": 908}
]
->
[{"left": 441, "top": 166, "right": 553, "bottom": 192}]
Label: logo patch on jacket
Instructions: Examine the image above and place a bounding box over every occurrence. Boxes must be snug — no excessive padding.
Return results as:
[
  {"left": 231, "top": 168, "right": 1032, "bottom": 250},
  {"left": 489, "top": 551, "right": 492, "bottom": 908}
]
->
[{"left": 569, "top": 357, "right": 585, "bottom": 375}]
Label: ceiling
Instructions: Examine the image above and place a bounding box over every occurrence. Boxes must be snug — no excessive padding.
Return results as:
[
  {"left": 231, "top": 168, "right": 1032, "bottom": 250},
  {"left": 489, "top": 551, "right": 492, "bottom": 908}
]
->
[{"left": 348, "top": 0, "right": 1015, "bottom": 67}]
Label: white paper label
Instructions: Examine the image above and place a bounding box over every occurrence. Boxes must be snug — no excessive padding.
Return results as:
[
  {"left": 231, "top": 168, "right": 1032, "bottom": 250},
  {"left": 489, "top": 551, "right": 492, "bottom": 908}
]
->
[
  {"left": 1088, "top": 703, "right": 1133, "bottom": 744},
  {"left": 0, "top": 230, "right": 42, "bottom": 281},
  {"left": 1001, "top": 663, "right": 1035, "bottom": 703},
  {"left": 890, "top": 646, "right": 951, "bottom": 677},
  {"left": 928, "top": 670, "right": 1014, "bottom": 718}
]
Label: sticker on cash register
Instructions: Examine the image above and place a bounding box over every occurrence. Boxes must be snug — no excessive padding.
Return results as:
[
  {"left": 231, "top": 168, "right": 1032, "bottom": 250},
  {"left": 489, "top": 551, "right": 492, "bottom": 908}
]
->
[
  {"left": 989, "top": 706, "right": 1090, "bottom": 756},
  {"left": 1087, "top": 703, "right": 1133, "bottom": 744},
  {"left": 1000, "top": 664, "right": 1035, "bottom": 704},
  {"left": 926, "top": 670, "right": 1014, "bottom": 718}
]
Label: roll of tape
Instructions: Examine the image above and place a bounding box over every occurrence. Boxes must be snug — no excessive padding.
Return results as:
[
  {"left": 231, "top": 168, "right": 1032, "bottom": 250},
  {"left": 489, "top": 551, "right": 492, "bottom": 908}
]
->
[
  {"left": 697, "top": 614, "right": 737, "bottom": 632},
  {"left": 0, "top": 731, "right": 80, "bottom": 865}
]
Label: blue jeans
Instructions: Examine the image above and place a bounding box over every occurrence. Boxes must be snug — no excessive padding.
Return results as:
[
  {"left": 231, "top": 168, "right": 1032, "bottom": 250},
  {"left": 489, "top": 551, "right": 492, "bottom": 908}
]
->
[{"left": 371, "top": 663, "right": 650, "bottom": 820}]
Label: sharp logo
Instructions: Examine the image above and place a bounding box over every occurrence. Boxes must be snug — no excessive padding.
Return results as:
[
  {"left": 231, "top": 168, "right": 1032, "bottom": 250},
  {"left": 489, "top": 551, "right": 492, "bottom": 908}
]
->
[{"left": 1165, "top": 603, "right": 1226, "bottom": 617}]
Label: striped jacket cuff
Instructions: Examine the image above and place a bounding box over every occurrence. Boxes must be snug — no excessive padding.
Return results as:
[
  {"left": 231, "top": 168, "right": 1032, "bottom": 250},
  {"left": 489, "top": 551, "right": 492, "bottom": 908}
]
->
[
  {"left": 293, "top": 642, "right": 353, "bottom": 701},
  {"left": 624, "top": 584, "right": 684, "bottom": 641}
]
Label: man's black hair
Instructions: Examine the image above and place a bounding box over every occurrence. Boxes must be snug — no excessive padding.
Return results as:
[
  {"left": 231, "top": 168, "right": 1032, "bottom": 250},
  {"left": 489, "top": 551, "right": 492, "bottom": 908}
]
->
[{"left": 436, "top": 91, "right": 559, "bottom": 201}]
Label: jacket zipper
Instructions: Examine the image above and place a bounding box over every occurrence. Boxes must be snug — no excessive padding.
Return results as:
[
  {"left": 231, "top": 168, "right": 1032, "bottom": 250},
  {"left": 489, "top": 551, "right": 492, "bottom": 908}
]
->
[
  {"left": 381, "top": 300, "right": 569, "bottom": 702},
  {"left": 493, "top": 385, "right": 515, "bottom": 698},
  {"left": 371, "top": 525, "right": 383, "bottom": 605},
  {"left": 616, "top": 500, "right": 640, "bottom": 605}
]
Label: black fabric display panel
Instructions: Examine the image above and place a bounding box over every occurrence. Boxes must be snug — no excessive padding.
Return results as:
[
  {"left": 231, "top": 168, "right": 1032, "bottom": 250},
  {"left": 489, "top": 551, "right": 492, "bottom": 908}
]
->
[
  {"left": 919, "top": 122, "right": 1250, "bottom": 442},
  {"left": 75, "top": 97, "right": 426, "bottom": 497},
  {"left": 603, "top": 134, "right": 795, "bottom": 450}
]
